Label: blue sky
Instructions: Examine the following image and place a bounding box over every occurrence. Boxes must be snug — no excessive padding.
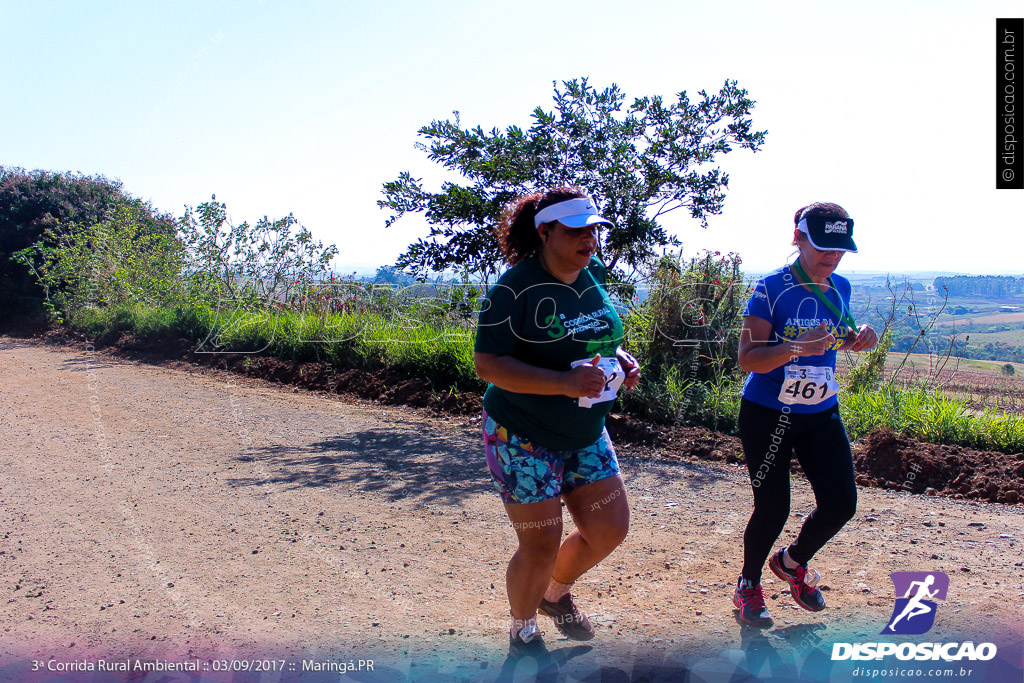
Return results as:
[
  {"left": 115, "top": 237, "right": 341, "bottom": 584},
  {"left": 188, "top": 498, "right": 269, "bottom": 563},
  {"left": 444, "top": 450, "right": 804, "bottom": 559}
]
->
[{"left": 3, "top": 0, "right": 1021, "bottom": 275}]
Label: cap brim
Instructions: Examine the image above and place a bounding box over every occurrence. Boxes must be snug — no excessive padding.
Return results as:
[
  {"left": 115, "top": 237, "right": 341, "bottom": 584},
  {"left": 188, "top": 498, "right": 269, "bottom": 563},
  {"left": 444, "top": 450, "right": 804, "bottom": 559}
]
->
[
  {"left": 803, "top": 215, "right": 857, "bottom": 253},
  {"left": 557, "top": 214, "right": 614, "bottom": 229},
  {"left": 807, "top": 233, "right": 858, "bottom": 253}
]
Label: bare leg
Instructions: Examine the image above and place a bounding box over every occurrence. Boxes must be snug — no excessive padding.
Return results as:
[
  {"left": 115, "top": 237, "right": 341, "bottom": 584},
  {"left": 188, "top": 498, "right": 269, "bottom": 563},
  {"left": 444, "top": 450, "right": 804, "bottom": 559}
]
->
[
  {"left": 504, "top": 498, "right": 563, "bottom": 620},
  {"left": 550, "top": 475, "right": 629, "bottom": 586}
]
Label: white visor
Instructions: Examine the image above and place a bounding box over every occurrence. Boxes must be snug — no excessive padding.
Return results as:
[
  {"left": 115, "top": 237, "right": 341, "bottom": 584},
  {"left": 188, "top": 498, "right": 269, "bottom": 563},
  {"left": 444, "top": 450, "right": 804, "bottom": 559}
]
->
[{"left": 534, "top": 197, "right": 614, "bottom": 229}]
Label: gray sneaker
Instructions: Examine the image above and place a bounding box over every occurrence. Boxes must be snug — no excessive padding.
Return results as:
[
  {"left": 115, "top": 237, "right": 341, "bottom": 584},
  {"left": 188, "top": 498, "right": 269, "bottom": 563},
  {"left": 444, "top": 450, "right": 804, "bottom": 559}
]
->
[
  {"left": 538, "top": 593, "right": 595, "bottom": 641},
  {"left": 509, "top": 621, "right": 545, "bottom": 656}
]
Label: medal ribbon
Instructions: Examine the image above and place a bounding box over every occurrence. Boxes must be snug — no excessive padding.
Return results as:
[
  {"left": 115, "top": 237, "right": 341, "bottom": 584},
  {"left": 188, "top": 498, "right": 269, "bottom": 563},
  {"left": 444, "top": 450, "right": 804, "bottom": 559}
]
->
[{"left": 791, "top": 260, "right": 857, "bottom": 331}]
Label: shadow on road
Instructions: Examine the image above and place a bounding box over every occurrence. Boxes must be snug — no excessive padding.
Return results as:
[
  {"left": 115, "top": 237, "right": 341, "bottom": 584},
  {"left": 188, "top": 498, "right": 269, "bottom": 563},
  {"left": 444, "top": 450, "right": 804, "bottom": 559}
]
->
[
  {"left": 619, "top": 451, "right": 738, "bottom": 495},
  {"left": 225, "top": 420, "right": 741, "bottom": 512},
  {"left": 226, "top": 423, "right": 489, "bottom": 506}
]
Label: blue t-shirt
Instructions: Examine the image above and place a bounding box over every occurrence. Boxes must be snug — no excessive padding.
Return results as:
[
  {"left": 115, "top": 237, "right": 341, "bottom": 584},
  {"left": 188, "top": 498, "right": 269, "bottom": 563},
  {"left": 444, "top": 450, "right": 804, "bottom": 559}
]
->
[{"left": 741, "top": 264, "right": 853, "bottom": 413}]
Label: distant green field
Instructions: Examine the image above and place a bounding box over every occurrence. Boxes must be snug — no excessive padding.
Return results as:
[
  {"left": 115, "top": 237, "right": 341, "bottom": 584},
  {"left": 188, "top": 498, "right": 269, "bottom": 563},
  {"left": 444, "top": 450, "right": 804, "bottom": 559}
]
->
[
  {"left": 881, "top": 352, "right": 1023, "bottom": 374},
  {"left": 837, "top": 352, "right": 1023, "bottom": 375},
  {"left": 960, "top": 329, "right": 1024, "bottom": 345},
  {"left": 934, "top": 312, "right": 1024, "bottom": 327}
]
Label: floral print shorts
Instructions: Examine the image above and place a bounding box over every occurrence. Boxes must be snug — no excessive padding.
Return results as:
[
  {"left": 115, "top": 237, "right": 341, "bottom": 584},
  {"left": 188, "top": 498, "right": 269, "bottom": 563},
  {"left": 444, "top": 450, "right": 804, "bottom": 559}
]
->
[{"left": 482, "top": 410, "right": 620, "bottom": 504}]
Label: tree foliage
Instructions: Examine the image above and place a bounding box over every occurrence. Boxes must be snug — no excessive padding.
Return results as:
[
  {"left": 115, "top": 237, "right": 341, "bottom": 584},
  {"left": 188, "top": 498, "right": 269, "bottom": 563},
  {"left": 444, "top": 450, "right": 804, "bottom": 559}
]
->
[
  {"left": 379, "top": 78, "right": 766, "bottom": 280},
  {"left": 0, "top": 166, "right": 175, "bottom": 317},
  {"left": 933, "top": 275, "right": 1024, "bottom": 297},
  {"left": 13, "top": 204, "right": 184, "bottom": 324},
  {"left": 178, "top": 197, "right": 339, "bottom": 308}
]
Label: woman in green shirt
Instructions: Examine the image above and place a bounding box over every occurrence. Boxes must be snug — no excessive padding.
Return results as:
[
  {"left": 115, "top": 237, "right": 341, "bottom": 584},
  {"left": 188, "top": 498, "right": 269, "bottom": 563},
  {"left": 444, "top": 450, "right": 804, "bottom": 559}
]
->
[{"left": 475, "top": 187, "right": 640, "bottom": 650}]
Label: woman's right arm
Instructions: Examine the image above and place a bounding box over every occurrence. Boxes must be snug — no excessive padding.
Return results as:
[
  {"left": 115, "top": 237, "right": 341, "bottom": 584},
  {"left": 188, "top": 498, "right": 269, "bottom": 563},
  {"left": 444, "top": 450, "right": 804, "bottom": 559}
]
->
[
  {"left": 474, "top": 352, "right": 605, "bottom": 398},
  {"left": 738, "top": 317, "right": 836, "bottom": 374}
]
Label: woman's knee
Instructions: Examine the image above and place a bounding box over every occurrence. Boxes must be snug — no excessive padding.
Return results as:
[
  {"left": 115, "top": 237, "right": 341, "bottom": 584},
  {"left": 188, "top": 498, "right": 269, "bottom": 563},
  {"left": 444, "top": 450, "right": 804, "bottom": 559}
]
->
[
  {"left": 829, "top": 490, "right": 858, "bottom": 525},
  {"left": 748, "top": 503, "right": 789, "bottom": 537},
  {"left": 599, "top": 514, "right": 630, "bottom": 549},
  {"left": 514, "top": 526, "right": 563, "bottom": 562},
  {"left": 576, "top": 509, "right": 629, "bottom": 554}
]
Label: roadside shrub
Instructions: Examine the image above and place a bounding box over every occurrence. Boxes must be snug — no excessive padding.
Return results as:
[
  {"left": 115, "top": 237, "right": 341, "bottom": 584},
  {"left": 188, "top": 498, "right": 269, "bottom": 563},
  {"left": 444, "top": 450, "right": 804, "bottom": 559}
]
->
[
  {"left": 177, "top": 197, "right": 338, "bottom": 314},
  {"left": 1, "top": 166, "right": 175, "bottom": 320},
  {"left": 843, "top": 329, "right": 893, "bottom": 393},
  {"left": 14, "top": 204, "right": 184, "bottom": 325},
  {"left": 841, "top": 385, "right": 1024, "bottom": 454},
  {"left": 621, "top": 250, "right": 747, "bottom": 431}
]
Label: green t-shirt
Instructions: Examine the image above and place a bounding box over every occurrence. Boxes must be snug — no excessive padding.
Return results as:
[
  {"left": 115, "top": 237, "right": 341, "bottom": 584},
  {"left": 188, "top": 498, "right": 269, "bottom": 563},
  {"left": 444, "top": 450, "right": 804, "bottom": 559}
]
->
[{"left": 474, "top": 256, "right": 624, "bottom": 450}]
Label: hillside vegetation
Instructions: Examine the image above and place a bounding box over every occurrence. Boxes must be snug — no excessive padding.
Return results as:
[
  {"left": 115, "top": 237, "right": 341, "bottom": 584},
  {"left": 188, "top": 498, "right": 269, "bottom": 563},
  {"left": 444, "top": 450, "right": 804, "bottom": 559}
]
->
[{"left": 8, "top": 188, "right": 1024, "bottom": 460}]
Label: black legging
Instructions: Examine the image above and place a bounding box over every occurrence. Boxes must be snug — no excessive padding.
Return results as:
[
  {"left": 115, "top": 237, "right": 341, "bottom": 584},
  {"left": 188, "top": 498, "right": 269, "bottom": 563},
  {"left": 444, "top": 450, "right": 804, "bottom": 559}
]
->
[{"left": 738, "top": 397, "right": 857, "bottom": 583}]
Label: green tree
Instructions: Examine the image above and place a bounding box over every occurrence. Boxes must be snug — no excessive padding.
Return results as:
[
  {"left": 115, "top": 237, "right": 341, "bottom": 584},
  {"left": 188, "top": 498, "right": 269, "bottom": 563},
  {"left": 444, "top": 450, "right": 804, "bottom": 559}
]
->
[
  {"left": 1002, "top": 363, "right": 1016, "bottom": 376},
  {"left": 13, "top": 204, "right": 184, "bottom": 324},
  {"left": 177, "top": 197, "right": 339, "bottom": 308},
  {"left": 379, "top": 78, "right": 766, "bottom": 281},
  {"left": 0, "top": 166, "right": 175, "bottom": 321}
]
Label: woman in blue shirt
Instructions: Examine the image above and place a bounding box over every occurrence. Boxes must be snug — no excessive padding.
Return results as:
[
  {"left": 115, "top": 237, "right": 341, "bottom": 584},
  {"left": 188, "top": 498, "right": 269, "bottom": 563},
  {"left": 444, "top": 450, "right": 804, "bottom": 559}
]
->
[{"left": 732, "top": 202, "right": 878, "bottom": 628}]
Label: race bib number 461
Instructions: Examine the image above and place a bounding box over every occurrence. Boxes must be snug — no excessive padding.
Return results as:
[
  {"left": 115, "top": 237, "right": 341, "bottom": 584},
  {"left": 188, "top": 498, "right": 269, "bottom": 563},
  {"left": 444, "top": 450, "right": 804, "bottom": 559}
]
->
[{"left": 777, "top": 365, "right": 839, "bottom": 405}]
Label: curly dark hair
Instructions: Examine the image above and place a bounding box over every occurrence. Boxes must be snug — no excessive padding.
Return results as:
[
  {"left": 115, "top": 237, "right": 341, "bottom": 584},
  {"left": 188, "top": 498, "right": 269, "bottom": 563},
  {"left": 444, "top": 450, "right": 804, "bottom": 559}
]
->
[{"left": 496, "top": 186, "right": 587, "bottom": 265}]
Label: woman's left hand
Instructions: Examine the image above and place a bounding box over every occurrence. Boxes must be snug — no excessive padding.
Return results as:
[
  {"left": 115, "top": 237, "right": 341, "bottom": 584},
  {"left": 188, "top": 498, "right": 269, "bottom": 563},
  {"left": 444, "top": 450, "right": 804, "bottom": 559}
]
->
[
  {"left": 617, "top": 348, "right": 642, "bottom": 391},
  {"left": 845, "top": 324, "right": 879, "bottom": 352}
]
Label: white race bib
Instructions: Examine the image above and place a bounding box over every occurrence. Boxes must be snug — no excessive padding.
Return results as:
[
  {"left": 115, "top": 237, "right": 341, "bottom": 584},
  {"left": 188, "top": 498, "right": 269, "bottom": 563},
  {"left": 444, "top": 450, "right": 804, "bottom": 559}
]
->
[
  {"left": 571, "top": 356, "right": 624, "bottom": 408},
  {"left": 777, "top": 365, "right": 839, "bottom": 405}
]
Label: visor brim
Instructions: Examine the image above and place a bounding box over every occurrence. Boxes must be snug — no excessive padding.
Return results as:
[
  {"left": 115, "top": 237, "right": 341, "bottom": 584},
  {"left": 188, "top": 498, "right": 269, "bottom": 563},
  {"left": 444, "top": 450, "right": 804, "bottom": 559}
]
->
[
  {"left": 556, "top": 214, "right": 614, "bottom": 229},
  {"left": 806, "top": 233, "right": 858, "bottom": 253}
]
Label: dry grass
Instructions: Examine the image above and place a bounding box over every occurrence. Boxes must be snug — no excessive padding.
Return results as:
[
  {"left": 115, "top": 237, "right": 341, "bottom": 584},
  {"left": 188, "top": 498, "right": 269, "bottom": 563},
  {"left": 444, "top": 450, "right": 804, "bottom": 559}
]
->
[
  {"left": 933, "top": 311, "right": 1024, "bottom": 327},
  {"left": 838, "top": 352, "right": 1024, "bottom": 415}
]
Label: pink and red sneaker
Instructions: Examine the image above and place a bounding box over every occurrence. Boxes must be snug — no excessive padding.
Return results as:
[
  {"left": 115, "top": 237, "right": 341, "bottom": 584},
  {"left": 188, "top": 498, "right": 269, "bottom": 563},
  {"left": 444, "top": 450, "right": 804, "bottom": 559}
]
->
[
  {"left": 768, "top": 547, "right": 825, "bottom": 612},
  {"left": 733, "top": 576, "right": 774, "bottom": 627}
]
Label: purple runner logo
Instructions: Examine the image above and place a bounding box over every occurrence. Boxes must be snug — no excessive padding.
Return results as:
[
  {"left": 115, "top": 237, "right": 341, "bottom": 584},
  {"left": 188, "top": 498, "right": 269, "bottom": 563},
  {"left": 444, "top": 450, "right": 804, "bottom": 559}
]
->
[{"left": 881, "top": 571, "right": 949, "bottom": 635}]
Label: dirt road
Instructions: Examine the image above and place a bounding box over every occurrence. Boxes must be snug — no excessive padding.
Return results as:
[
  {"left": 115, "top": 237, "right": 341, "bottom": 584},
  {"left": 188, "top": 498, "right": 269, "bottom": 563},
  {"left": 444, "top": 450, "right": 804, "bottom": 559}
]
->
[{"left": 1, "top": 338, "right": 1022, "bottom": 681}]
